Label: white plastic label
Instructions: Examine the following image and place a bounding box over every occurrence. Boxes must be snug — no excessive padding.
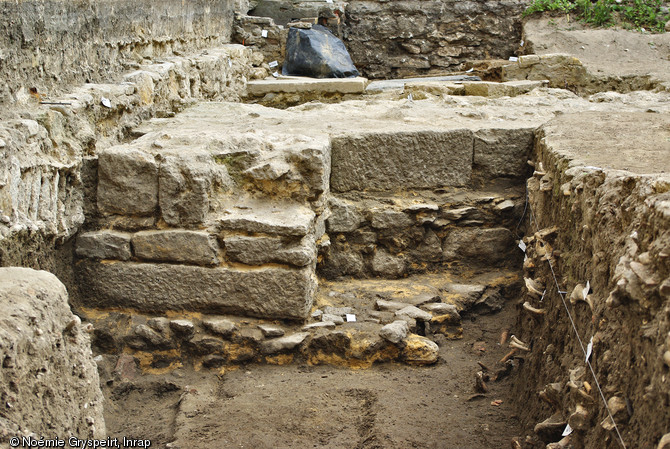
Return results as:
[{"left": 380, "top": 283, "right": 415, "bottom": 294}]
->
[
  {"left": 272, "top": 71, "right": 280, "bottom": 78},
  {"left": 509, "top": 56, "right": 519, "bottom": 62},
  {"left": 326, "top": 0, "right": 334, "bottom": 3},
  {"left": 583, "top": 280, "right": 590, "bottom": 300},
  {"left": 586, "top": 336, "right": 593, "bottom": 363},
  {"left": 261, "top": 29, "right": 268, "bottom": 38},
  {"left": 346, "top": 314, "right": 356, "bottom": 322},
  {"left": 101, "top": 97, "right": 111, "bottom": 108},
  {"left": 268, "top": 60, "right": 278, "bottom": 68},
  {"left": 518, "top": 240, "right": 527, "bottom": 252},
  {"left": 562, "top": 424, "right": 573, "bottom": 436}
]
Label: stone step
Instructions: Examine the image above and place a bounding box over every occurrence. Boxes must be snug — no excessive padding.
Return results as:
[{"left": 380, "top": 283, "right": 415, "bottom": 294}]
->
[{"left": 77, "top": 261, "right": 316, "bottom": 320}]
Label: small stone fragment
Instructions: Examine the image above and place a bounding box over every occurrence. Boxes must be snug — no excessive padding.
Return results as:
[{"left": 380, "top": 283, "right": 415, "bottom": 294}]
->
[
  {"left": 402, "top": 334, "right": 439, "bottom": 365},
  {"left": 396, "top": 305, "right": 432, "bottom": 322},
  {"left": 170, "top": 320, "right": 195, "bottom": 339},
  {"left": 302, "top": 321, "right": 336, "bottom": 331},
  {"left": 257, "top": 324, "right": 285, "bottom": 338},
  {"left": 202, "top": 319, "right": 237, "bottom": 338},
  {"left": 322, "top": 313, "right": 345, "bottom": 325},
  {"left": 260, "top": 332, "right": 310, "bottom": 354},
  {"left": 379, "top": 320, "right": 409, "bottom": 344},
  {"left": 376, "top": 299, "right": 411, "bottom": 312},
  {"left": 322, "top": 306, "right": 355, "bottom": 317}
]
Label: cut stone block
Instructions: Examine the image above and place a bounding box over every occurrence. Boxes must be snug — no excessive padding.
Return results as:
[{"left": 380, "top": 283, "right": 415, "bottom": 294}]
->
[
  {"left": 97, "top": 147, "right": 158, "bottom": 216},
  {"left": 219, "top": 201, "right": 316, "bottom": 236},
  {"left": 131, "top": 230, "right": 219, "bottom": 266},
  {"left": 159, "top": 153, "right": 231, "bottom": 227},
  {"left": 77, "top": 261, "right": 316, "bottom": 320},
  {"left": 371, "top": 249, "right": 406, "bottom": 278},
  {"left": 247, "top": 77, "right": 368, "bottom": 96},
  {"left": 330, "top": 130, "right": 473, "bottom": 192},
  {"left": 473, "top": 128, "right": 534, "bottom": 178},
  {"left": 76, "top": 230, "right": 132, "bottom": 260},
  {"left": 442, "top": 228, "right": 516, "bottom": 264},
  {"left": 223, "top": 235, "right": 315, "bottom": 267},
  {"left": 370, "top": 208, "right": 413, "bottom": 229}
]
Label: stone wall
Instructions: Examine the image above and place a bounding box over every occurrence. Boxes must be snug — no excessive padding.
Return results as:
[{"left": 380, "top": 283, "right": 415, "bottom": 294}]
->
[
  {"left": 343, "top": 0, "right": 529, "bottom": 79},
  {"left": 512, "top": 112, "right": 670, "bottom": 448},
  {"left": 0, "top": 45, "right": 255, "bottom": 270},
  {"left": 0, "top": 0, "right": 240, "bottom": 105},
  {"left": 0, "top": 268, "right": 105, "bottom": 441}
]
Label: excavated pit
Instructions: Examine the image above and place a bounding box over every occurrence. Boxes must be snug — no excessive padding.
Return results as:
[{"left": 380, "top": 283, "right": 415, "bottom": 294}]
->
[{"left": 1, "top": 3, "right": 670, "bottom": 448}]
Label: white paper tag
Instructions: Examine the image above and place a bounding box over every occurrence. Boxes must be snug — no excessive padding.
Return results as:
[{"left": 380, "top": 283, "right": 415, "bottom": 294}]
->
[
  {"left": 261, "top": 29, "right": 268, "bottom": 38},
  {"left": 326, "top": 0, "right": 334, "bottom": 3},
  {"left": 583, "top": 280, "right": 590, "bottom": 301},
  {"left": 228, "top": 58, "right": 233, "bottom": 68},
  {"left": 586, "top": 336, "right": 593, "bottom": 363},
  {"left": 465, "top": 68, "right": 474, "bottom": 73},
  {"left": 562, "top": 424, "right": 573, "bottom": 436},
  {"left": 272, "top": 71, "right": 280, "bottom": 78},
  {"left": 268, "top": 60, "right": 278, "bottom": 68},
  {"left": 101, "top": 97, "right": 111, "bottom": 108},
  {"left": 346, "top": 314, "right": 356, "bottom": 322},
  {"left": 518, "top": 240, "right": 527, "bottom": 252},
  {"left": 509, "top": 56, "right": 519, "bottom": 62},
  {"left": 520, "top": 40, "right": 525, "bottom": 47},
  {"left": 407, "top": 93, "right": 413, "bottom": 102}
]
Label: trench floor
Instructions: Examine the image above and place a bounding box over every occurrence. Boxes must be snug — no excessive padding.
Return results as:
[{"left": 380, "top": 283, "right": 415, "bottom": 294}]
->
[{"left": 103, "top": 299, "right": 525, "bottom": 449}]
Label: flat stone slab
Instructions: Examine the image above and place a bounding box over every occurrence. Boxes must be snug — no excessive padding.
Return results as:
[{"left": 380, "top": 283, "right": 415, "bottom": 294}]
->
[
  {"left": 365, "top": 75, "right": 481, "bottom": 92},
  {"left": 247, "top": 76, "right": 368, "bottom": 96},
  {"left": 77, "top": 261, "right": 316, "bottom": 320},
  {"left": 219, "top": 201, "right": 316, "bottom": 236}
]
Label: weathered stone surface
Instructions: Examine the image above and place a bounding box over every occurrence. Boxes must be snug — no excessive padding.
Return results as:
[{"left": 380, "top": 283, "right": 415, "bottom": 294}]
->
[
  {"left": 413, "top": 229, "right": 442, "bottom": 262},
  {"left": 322, "top": 306, "right": 355, "bottom": 316},
  {"left": 370, "top": 208, "right": 413, "bottom": 229},
  {"left": 77, "top": 261, "right": 316, "bottom": 319},
  {"left": 379, "top": 320, "right": 409, "bottom": 344},
  {"left": 76, "top": 230, "right": 132, "bottom": 260},
  {"left": 302, "top": 321, "right": 336, "bottom": 331},
  {"left": 97, "top": 147, "right": 158, "bottom": 216},
  {"left": 371, "top": 249, "right": 406, "bottom": 278},
  {"left": 423, "top": 302, "right": 460, "bottom": 317},
  {"left": 0, "top": 268, "right": 105, "bottom": 438},
  {"left": 134, "top": 324, "right": 173, "bottom": 348},
  {"left": 159, "top": 153, "right": 231, "bottom": 227},
  {"left": 402, "top": 334, "right": 439, "bottom": 365},
  {"left": 132, "top": 230, "right": 219, "bottom": 266},
  {"left": 219, "top": 202, "right": 316, "bottom": 236},
  {"left": 396, "top": 305, "right": 433, "bottom": 322},
  {"left": 376, "top": 299, "right": 411, "bottom": 312},
  {"left": 322, "top": 313, "right": 345, "bottom": 325},
  {"left": 327, "top": 196, "right": 363, "bottom": 232},
  {"left": 330, "top": 130, "right": 473, "bottom": 192},
  {"left": 473, "top": 128, "right": 534, "bottom": 178},
  {"left": 203, "top": 318, "right": 238, "bottom": 337},
  {"left": 442, "top": 228, "right": 516, "bottom": 264},
  {"left": 322, "top": 248, "right": 365, "bottom": 277},
  {"left": 223, "top": 235, "right": 315, "bottom": 267},
  {"left": 260, "top": 332, "right": 310, "bottom": 354}
]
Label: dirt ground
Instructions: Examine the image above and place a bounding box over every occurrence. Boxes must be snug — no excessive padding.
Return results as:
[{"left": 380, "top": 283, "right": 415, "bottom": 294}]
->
[{"left": 104, "top": 302, "right": 526, "bottom": 449}]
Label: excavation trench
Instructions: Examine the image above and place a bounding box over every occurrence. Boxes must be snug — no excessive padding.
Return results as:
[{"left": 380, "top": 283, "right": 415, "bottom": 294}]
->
[{"left": 80, "top": 96, "right": 670, "bottom": 449}]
